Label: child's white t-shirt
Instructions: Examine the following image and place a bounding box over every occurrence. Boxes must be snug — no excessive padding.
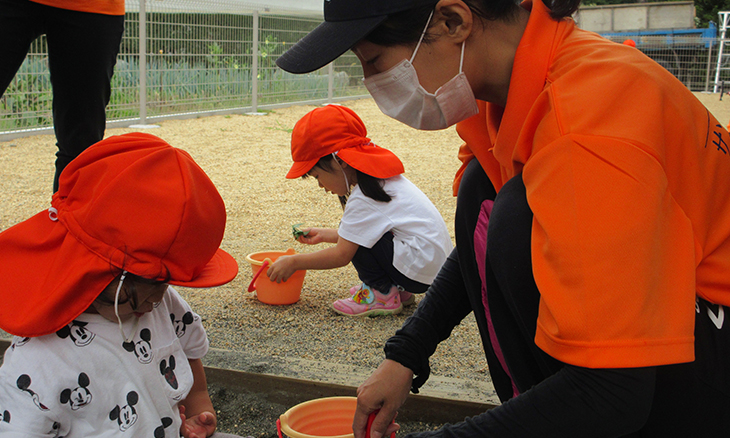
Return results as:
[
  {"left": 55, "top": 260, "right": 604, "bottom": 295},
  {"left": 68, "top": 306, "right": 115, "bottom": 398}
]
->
[
  {"left": 338, "top": 175, "right": 453, "bottom": 285},
  {"left": 0, "top": 286, "right": 208, "bottom": 437}
]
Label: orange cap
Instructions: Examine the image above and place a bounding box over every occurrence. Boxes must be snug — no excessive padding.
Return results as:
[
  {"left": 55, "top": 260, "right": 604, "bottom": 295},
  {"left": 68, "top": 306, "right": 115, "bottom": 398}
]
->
[
  {"left": 0, "top": 132, "right": 239, "bottom": 337},
  {"left": 623, "top": 39, "right": 636, "bottom": 48},
  {"left": 286, "top": 105, "right": 404, "bottom": 179}
]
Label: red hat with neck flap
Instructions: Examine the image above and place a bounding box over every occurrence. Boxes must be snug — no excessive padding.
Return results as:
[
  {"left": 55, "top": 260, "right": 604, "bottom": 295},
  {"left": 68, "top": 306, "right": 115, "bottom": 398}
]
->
[
  {"left": 0, "top": 132, "right": 238, "bottom": 337},
  {"left": 287, "top": 105, "right": 405, "bottom": 179}
]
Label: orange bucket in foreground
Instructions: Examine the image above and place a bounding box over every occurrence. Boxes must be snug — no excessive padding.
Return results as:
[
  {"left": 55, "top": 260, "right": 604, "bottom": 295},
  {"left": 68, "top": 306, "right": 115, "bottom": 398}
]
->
[
  {"left": 277, "top": 396, "right": 356, "bottom": 438},
  {"left": 245, "top": 248, "right": 306, "bottom": 305}
]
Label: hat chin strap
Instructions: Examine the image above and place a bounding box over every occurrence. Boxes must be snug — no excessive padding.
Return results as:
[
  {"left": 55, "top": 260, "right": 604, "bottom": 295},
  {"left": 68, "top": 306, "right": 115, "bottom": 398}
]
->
[
  {"left": 114, "top": 271, "right": 139, "bottom": 343},
  {"left": 331, "top": 152, "right": 351, "bottom": 197}
]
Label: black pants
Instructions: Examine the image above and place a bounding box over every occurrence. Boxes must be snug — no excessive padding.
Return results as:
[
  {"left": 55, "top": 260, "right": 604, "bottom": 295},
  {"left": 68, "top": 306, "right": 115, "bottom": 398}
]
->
[
  {"left": 0, "top": 0, "right": 124, "bottom": 191},
  {"left": 474, "top": 162, "right": 730, "bottom": 435},
  {"left": 351, "top": 232, "right": 429, "bottom": 294}
]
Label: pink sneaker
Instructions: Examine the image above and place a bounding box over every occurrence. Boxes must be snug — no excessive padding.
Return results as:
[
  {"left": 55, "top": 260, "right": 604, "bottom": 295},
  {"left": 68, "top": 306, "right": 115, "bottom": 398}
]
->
[
  {"left": 350, "top": 283, "right": 415, "bottom": 306},
  {"left": 399, "top": 290, "right": 415, "bottom": 306},
  {"left": 333, "top": 284, "right": 402, "bottom": 317},
  {"left": 349, "top": 284, "right": 361, "bottom": 295}
]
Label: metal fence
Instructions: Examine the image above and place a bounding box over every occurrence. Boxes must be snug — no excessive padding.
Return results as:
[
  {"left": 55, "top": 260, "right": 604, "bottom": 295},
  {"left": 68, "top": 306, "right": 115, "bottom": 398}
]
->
[
  {"left": 602, "top": 34, "right": 721, "bottom": 92},
  {"left": 1, "top": 1, "right": 729, "bottom": 140},
  {"left": 0, "top": 0, "right": 368, "bottom": 139}
]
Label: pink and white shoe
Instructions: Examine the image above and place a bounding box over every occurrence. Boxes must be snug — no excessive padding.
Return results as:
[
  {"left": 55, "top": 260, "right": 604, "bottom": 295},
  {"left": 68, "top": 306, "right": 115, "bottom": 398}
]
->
[
  {"left": 399, "top": 290, "right": 415, "bottom": 306},
  {"left": 333, "top": 284, "right": 402, "bottom": 317},
  {"left": 349, "top": 283, "right": 415, "bottom": 306},
  {"left": 349, "top": 284, "right": 361, "bottom": 295}
]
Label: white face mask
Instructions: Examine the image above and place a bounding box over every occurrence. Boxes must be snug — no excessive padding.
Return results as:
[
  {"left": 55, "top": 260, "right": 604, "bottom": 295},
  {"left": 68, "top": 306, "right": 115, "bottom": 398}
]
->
[{"left": 363, "top": 12, "right": 479, "bottom": 131}]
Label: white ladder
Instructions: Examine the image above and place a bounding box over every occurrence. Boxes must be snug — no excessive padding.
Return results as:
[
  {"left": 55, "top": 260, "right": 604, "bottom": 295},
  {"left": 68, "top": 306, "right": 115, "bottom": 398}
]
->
[{"left": 713, "top": 11, "right": 730, "bottom": 93}]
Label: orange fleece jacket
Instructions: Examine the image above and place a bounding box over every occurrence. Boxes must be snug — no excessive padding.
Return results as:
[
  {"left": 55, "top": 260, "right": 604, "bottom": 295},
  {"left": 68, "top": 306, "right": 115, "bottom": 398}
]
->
[{"left": 454, "top": 0, "right": 730, "bottom": 369}]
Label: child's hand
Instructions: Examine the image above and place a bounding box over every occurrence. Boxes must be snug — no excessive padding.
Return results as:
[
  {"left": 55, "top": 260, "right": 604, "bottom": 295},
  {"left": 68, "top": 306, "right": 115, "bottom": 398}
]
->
[
  {"left": 179, "top": 405, "right": 217, "bottom": 438},
  {"left": 267, "top": 255, "right": 297, "bottom": 283},
  {"left": 297, "top": 228, "right": 327, "bottom": 245}
]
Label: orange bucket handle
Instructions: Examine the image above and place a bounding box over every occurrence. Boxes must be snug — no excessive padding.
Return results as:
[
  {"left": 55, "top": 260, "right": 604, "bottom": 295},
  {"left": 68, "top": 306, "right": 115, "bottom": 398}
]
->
[{"left": 247, "top": 259, "right": 270, "bottom": 292}]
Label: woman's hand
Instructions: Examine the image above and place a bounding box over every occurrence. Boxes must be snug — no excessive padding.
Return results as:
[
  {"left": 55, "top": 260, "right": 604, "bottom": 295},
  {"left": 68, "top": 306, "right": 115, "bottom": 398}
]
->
[
  {"left": 267, "top": 255, "right": 298, "bottom": 283},
  {"left": 179, "top": 405, "right": 217, "bottom": 438},
  {"left": 353, "top": 359, "right": 413, "bottom": 438}
]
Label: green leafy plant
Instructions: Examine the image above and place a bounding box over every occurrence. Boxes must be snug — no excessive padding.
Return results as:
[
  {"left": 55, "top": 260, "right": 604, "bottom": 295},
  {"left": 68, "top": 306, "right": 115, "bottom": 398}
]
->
[{"left": 291, "top": 223, "right": 309, "bottom": 240}]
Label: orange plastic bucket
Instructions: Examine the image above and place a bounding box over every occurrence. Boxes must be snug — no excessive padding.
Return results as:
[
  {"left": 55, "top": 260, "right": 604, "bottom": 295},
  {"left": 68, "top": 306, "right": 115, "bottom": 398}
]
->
[
  {"left": 277, "top": 396, "right": 356, "bottom": 438},
  {"left": 245, "top": 248, "right": 305, "bottom": 305}
]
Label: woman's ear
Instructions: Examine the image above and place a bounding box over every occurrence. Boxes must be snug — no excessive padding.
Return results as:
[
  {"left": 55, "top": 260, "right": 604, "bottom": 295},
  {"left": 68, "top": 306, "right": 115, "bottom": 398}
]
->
[{"left": 434, "top": 0, "right": 473, "bottom": 42}]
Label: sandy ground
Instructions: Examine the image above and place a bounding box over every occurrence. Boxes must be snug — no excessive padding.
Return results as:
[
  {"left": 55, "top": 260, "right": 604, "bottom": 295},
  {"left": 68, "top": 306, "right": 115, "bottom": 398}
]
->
[
  {"left": 0, "top": 98, "right": 478, "bottom": 436},
  {"left": 1, "top": 93, "right": 729, "bottom": 436}
]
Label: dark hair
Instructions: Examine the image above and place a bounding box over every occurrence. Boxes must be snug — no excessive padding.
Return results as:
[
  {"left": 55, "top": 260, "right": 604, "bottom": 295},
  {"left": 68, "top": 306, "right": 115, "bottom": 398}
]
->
[
  {"left": 365, "top": 0, "right": 581, "bottom": 46},
  {"left": 306, "top": 155, "right": 392, "bottom": 207},
  {"left": 354, "top": 170, "right": 392, "bottom": 203}
]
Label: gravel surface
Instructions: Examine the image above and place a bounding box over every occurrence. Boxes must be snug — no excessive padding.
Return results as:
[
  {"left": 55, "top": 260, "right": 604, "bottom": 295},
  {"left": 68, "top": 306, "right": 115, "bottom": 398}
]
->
[{"left": 2, "top": 94, "right": 729, "bottom": 436}]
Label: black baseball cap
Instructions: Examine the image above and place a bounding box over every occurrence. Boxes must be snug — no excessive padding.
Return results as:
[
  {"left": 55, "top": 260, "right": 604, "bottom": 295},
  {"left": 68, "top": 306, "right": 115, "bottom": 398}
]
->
[{"left": 276, "top": 0, "right": 437, "bottom": 74}]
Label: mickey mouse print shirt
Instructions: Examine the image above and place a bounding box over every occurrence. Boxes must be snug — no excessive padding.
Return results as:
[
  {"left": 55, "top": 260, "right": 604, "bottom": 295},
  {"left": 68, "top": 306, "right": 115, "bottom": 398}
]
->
[{"left": 0, "top": 286, "right": 208, "bottom": 437}]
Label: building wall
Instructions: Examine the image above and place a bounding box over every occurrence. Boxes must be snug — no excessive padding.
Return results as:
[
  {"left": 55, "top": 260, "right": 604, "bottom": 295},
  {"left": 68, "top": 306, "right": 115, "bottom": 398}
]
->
[{"left": 575, "top": 2, "right": 696, "bottom": 32}]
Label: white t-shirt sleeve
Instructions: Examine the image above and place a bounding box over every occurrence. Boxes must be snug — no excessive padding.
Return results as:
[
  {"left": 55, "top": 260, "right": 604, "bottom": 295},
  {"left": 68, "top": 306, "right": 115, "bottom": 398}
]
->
[{"left": 165, "top": 287, "right": 209, "bottom": 360}]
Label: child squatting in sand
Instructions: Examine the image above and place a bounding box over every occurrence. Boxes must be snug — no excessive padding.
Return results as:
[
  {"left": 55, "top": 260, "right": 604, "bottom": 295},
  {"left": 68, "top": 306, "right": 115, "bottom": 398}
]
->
[{"left": 267, "top": 105, "right": 452, "bottom": 317}]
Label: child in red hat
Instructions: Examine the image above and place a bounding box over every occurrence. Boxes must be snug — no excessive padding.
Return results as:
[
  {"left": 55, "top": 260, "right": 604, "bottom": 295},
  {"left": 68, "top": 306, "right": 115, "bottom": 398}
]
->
[
  {"left": 267, "top": 105, "right": 453, "bottom": 316},
  {"left": 0, "top": 133, "right": 243, "bottom": 438}
]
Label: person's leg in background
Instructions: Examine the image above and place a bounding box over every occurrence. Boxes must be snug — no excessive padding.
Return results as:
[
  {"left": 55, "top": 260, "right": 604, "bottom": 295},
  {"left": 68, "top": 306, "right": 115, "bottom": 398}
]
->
[
  {"left": 0, "top": 0, "right": 45, "bottom": 101},
  {"left": 45, "top": 6, "right": 124, "bottom": 191}
]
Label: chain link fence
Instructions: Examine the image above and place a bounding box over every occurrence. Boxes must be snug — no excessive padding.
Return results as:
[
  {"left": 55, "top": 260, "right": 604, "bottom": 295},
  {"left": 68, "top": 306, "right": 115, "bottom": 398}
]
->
[
  {"left": 0, "top": 0, "right": 367, "bottom": 139},
  {"left": 602, "top": 34, "right": 720, "bottom": 92},
  {"left": 0, "top": 2, "right": 728, "bottom": 139}
]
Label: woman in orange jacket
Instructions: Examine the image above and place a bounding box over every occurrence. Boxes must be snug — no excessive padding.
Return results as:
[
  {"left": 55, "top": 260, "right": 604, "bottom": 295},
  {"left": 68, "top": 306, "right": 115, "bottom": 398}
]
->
[{"left": 277, "top": 0, "right": 730, "bottom": 436}]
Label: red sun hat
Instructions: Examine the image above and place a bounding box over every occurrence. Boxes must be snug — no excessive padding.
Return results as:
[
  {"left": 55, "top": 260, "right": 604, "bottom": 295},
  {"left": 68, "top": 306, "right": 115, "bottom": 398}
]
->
[
  {"left": 0, "top": 132, "right": 239, "bottom": 337},
  {"left": 286, "top": 105, "right": 404, "bottom": 179}
]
